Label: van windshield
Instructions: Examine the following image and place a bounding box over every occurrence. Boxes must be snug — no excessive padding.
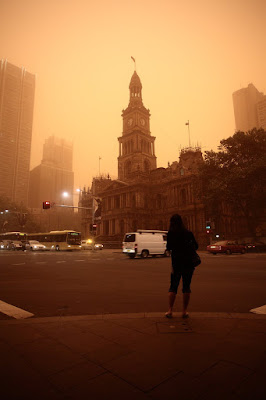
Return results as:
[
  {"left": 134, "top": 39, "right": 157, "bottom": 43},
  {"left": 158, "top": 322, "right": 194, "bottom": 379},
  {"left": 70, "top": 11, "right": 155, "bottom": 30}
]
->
[{"left": 124, "top": 234, "right": 135, "bottom": 242}]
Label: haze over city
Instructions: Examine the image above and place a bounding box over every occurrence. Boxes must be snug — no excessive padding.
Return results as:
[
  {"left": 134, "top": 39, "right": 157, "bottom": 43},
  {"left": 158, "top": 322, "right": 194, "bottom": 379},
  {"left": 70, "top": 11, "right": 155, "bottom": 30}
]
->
[{"left": 0, "top": 0, "right": 265, "bottom": 190}]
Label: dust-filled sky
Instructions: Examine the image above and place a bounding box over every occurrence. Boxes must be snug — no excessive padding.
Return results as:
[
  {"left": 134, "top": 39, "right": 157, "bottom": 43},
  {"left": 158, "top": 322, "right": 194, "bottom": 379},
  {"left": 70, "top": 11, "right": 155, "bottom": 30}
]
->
[{"left": 1, "top": 0, "right": 265, "bottom": 191}]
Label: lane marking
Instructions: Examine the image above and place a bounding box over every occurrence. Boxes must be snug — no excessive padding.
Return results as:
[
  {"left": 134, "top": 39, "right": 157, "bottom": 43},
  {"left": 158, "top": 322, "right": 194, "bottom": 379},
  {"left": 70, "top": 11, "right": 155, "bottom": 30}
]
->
[
  {"left": 11, "top": 263, "right": 26, "bottom": 265},
  {"left": 56, "top": 261, "right": 66, "bottom": 263},
  {"left": 250, "top": 305, "right": 266, "bottom": 314},
  {"left": 74, "top": 260, "right": 85, "bottom": 262},
  {"left": 0, "top": 300, "right": 34, "bottom": 319}
]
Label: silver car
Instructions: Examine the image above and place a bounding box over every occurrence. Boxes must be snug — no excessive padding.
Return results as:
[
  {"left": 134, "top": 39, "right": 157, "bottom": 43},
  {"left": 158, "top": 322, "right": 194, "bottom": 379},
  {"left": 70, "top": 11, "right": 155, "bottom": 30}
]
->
[{"left": 28, "top": 240, "right": 47, "bottom": 251}]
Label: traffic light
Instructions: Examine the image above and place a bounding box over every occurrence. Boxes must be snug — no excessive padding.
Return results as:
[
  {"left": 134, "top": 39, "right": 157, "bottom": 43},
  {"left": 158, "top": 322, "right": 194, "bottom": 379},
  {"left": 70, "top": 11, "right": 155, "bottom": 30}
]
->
[
  {"left": 92, "top": 223, "right": 97, "bottom": 233},
  {"left": 206, "top": 221, "right": 212, "bottom": 234},
  {"left": 43, "top": 201, "right": 51, "bottom": 209}
]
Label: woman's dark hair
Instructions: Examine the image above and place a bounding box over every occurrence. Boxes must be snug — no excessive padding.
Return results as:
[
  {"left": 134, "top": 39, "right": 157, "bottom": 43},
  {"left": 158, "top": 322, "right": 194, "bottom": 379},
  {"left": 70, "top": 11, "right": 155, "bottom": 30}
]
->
[{"left": 169, "top": 214, "right": 186, "bottom": 233}]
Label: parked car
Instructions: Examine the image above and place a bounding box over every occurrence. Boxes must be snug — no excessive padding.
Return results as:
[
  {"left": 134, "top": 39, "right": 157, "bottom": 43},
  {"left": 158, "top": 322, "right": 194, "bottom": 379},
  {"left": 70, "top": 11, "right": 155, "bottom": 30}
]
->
[
  {"left": 0, "top": 241, "right": 5, "bottom": 250},
  {"left": 242, "top": 242, "right": 266, "bottom": 253},
  {"left": 207, "top": 240, "right": 246, "bottom": 255},
  {"left": 27, "top": 240, "right": 47, "bottom": 251}
]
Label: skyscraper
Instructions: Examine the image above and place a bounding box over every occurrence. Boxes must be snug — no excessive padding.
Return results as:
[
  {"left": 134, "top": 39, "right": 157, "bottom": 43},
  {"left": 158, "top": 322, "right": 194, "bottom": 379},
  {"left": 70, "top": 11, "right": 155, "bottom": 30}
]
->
[
  {"left": 257, "top": 96, "right": 266, "bottom": 131},
  {"left": 232, "top": 83, "right": 265, "bottom": 132},
  {"left": 28, "top": 136, "right": 74, "bottom": 209},
  {"left": 0, "top": 59, "right": 35, "bottom": 205}
]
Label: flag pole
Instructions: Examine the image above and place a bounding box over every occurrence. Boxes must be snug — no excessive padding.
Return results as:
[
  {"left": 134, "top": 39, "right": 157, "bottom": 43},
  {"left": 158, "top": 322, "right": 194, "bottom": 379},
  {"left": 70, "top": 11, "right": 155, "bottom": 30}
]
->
[
  {"left": 99, "top": 156, "right": 101, "bottom": 176},
  {"left": 185, "top": 120, "right": 191, "bottom": 147}
]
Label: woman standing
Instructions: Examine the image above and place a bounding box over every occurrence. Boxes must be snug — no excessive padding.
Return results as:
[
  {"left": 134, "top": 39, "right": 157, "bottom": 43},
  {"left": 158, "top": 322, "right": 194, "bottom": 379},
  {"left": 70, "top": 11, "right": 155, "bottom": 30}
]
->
[{"left": 165, "top": 214, "right": 198, "bottom": 318}]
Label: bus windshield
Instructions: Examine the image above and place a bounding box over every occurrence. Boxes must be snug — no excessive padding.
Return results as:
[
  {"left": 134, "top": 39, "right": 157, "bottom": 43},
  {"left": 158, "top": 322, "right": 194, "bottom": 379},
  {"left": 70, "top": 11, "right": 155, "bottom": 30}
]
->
[{"left": 67, "top": 232, "right": 81, "bottom": 245}]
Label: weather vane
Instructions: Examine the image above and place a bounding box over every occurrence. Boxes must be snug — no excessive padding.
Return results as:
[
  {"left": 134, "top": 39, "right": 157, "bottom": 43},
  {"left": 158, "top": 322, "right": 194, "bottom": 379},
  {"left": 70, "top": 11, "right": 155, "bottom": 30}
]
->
[{"left": 131, "top": 56, "right": 136, "bottom": 71}]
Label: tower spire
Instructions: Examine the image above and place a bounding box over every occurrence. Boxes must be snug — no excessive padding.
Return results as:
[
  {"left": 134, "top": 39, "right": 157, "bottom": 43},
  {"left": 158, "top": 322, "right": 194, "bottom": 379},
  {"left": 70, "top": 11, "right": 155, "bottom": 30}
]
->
[{"left": 129, "top": 70, "right": 143, "bottom": 106}]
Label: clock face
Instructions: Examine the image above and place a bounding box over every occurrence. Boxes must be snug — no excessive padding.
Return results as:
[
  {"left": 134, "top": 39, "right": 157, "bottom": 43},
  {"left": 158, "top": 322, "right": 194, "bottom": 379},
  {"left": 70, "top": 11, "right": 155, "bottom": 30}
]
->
[
  {"left": 127, "top": 118, "right": 133, "bottom": 126},
  {"left": 140, "top": 118, "right": 145, "bottom": 126}
]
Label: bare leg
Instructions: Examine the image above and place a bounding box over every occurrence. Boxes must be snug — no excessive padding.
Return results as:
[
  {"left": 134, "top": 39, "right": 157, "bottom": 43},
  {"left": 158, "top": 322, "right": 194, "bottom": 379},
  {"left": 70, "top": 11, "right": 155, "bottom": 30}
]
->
[
  {"left": 165, "top": 292, "right": 176, "bottom": 317},
  {"left": 182, "top": 293, "right": 190, "bottom": 317}
]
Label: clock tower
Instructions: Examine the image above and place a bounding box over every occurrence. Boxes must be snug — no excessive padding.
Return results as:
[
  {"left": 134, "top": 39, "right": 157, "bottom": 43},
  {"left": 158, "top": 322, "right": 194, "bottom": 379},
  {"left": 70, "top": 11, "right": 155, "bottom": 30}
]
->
[{"left": 118, "top": 71, "right": 157, "bottom": 181}]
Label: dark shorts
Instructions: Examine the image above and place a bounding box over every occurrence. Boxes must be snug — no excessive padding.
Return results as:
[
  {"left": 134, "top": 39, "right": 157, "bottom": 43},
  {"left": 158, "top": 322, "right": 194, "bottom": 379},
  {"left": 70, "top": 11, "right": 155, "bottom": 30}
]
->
[{"left": 169, "top": 256, "right": 195, "bottom": 294}]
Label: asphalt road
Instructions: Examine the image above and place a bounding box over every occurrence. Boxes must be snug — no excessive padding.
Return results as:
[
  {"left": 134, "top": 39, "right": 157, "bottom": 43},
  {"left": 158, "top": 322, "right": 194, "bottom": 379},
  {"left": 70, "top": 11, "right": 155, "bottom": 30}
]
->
[{"left": 0, "top": 250, "right": 265, "bottom": 319}]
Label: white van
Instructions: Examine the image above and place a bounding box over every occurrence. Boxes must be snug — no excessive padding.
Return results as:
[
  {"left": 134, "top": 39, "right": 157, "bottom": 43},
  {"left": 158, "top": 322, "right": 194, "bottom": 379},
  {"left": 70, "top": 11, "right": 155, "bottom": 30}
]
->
[{"left": 122, "top": 230, "right": 169, "bottom": 258}]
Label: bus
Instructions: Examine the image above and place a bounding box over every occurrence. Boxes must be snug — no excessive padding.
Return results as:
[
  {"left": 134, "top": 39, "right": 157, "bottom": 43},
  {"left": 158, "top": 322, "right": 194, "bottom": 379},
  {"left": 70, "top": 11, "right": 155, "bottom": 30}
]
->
[
  {"left": 27, "top": 230, "right": 82, "bottom": 251},
  {"left": 0, "top": 231, "right": 27, "bottom": 249}
]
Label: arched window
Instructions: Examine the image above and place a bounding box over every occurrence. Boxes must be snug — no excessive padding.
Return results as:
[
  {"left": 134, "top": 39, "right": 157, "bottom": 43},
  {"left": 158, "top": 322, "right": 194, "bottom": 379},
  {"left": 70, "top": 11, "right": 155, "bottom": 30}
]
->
[
  {"left": 125, "top": 160, "right": 132, "bottom": 177},
  {"left": 156, "top": 194, "right": 162, "bottom": 209},
  {"left": 133, "top": 219, "right": 138, "bottom": 231},
  {"left": 119, "top": 220, "right": 125, "bottom": 234},
  {"left": 131, "top": 194, "right": 136, "bottom": 208},
  {"left": 144, "top": 159, "right": 150, "bottom": 172},
  {"left": 183, "top": 216, "right": 189, "bottom": 229},
  {"left": 180, "top": 188, "right": 187, "bottom": 205}
]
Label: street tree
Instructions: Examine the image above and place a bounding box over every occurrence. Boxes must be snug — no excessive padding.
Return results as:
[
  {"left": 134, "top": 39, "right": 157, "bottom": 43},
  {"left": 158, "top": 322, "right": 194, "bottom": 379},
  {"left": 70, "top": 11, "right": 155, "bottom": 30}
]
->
[
  {"left": 198, "top": 128, "right": 266, "bottom": 236},
  {"left": 0, "top": 196, "right": 41, "bottom": 233}
]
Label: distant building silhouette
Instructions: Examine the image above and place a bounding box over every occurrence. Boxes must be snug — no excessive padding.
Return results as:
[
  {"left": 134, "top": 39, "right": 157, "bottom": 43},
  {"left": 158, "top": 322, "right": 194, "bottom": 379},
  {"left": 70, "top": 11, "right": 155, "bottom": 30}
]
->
[
  {"left": 0, "top": 59, "right": 35, "bottom": 205},
  {"left": 28, "top": 136, "right": 74, "bottom": 209},
  {"left": 232, "top": 83, "right": 266, "bottom": 132},
  {"left": 257, "top": 96, "right": 266, "bottom": 131}
]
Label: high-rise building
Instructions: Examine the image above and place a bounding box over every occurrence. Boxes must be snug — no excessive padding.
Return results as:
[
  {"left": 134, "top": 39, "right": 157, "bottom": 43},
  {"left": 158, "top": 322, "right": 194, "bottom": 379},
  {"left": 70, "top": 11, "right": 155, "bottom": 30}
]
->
[
  {"left": 257, "top": 96, "right": 266, "bottom": 131},
  {"left": 232, "top": 83, "right": 265, "bottom": 132},
  {"left": 28, "top": 136, "right": 74, "bottom": 209},
  {"left": 0, "top": 59, "right": 35, "bottom": 205},
  {"left": 42, "top": 136, "right": 73, "bottom": 170}
]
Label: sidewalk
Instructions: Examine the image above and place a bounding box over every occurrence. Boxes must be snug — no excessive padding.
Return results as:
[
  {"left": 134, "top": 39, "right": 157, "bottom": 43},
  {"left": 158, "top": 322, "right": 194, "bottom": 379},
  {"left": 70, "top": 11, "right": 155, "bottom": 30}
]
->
[{"left": 0, "top": 312, "right": 265, "bottom": 400}]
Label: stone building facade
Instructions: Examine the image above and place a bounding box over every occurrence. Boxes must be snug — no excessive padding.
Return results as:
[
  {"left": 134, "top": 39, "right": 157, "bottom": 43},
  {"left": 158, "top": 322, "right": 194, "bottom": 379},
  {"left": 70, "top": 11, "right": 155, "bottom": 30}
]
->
[
  {"left": 97, "top": 148, "right": 207, "bottom": 248},
  {"left": 91, "top": 69, "right": 208, "bottom": 247}
]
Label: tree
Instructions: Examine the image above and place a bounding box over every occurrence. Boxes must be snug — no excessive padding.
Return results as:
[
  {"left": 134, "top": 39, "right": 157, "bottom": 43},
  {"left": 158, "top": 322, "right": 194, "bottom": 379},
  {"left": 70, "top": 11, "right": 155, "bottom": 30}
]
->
[
  {"left": 198, "top": 128, "right": 266, "bottom": 236},
  {"left": 0, "top": 196, "right": 41, "bottom": 233}
]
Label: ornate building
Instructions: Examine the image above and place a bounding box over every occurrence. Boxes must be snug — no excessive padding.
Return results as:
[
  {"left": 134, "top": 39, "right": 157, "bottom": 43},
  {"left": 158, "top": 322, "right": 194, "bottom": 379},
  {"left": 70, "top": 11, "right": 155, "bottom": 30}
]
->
[
  {"left": 94, "top": 70, "right": 207, "bottom": 248},
  {"left": 118, "top": 71, "right": 157, "bottom": 180}
]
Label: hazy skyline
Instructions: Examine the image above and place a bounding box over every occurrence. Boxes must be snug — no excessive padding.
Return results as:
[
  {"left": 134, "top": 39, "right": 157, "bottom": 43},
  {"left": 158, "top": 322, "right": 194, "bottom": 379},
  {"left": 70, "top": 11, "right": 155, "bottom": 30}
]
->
[{"left": 1, "top": 0, "right": 265, "bottom": 193}]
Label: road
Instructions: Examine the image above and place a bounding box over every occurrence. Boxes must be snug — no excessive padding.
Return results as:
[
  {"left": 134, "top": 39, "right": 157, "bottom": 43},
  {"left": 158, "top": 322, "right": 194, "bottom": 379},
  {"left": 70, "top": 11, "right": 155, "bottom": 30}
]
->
[{"left": 0, "top": 250, "right": 265, "bottom": 319}]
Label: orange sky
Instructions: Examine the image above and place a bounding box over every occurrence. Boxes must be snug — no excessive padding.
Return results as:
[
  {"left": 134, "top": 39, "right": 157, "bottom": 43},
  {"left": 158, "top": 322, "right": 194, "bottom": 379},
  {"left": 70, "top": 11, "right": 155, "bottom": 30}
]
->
[{"left": 1, "top": 0, "right": 265, "bottom": 192}]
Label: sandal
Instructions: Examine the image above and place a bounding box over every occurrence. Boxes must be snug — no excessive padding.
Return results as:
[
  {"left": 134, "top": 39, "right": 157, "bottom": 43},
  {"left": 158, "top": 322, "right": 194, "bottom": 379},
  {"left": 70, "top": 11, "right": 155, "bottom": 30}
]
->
[{"left": 165, "top": 312, "right": 173, "bottom": 318}]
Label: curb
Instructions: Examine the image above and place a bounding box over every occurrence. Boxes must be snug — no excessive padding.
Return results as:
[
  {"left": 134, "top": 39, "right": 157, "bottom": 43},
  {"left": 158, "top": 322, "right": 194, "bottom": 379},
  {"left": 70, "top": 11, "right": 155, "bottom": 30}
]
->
[{"left": 0, "top": 311, "right": 266, "bottom": 326}]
